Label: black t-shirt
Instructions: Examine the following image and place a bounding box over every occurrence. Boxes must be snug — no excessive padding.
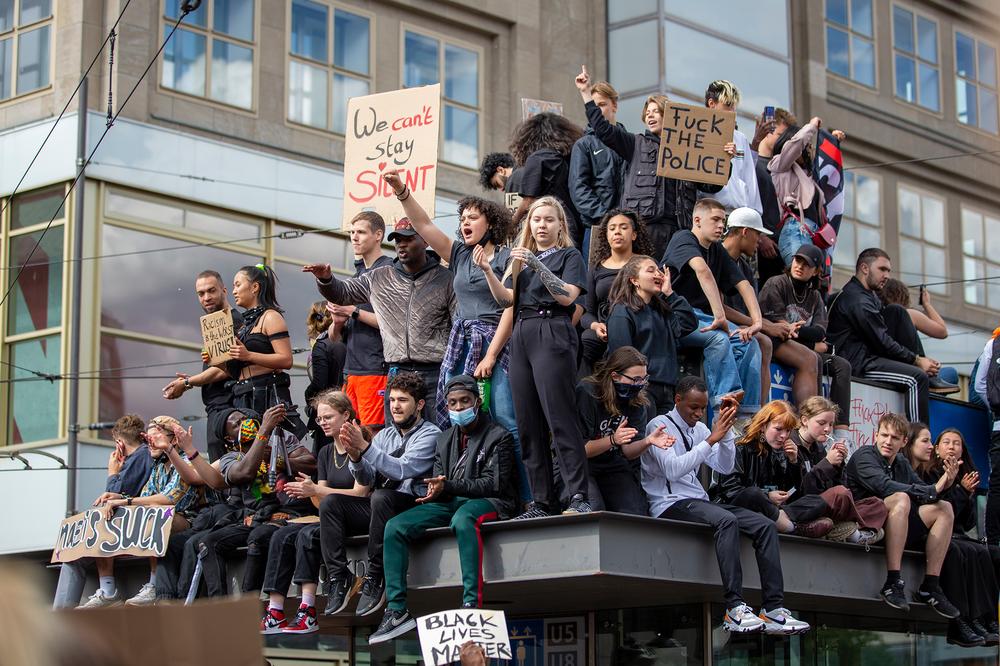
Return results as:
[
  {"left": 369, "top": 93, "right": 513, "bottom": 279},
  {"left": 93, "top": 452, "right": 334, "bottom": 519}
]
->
[
  {"left": 584, "top": 264, "right": 621, "bottom": 326},
  {"left": 316, "top": 443, "right": 357, "bottom": 490},
  {"left": 723, "top": 255, "right": 757, "bottom": 317},
  {"left": 344, "top": 255, "right": 393, "bottom": 376},
  {"left": 202, "top": 309, "right": 244, "bottom": 411},
  {"left": 517, "top": 149, "right": 582, "bottom": 241},
  {"left": 576, "top": 382, "right": 653, "bottom": 469},
  {"left": 505, "top": 247, "right": 587, "bottom": 310},
  {"left": 663, "top": 230, "right": 743, "bottom": 313}
]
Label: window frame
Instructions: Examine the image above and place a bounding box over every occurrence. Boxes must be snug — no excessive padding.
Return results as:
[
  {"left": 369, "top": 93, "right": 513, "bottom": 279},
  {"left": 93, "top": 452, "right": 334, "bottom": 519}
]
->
[
  {"left": 832, "top": 168, "right": 883, "bottom": 269},
  {"left": 959, "top": 203, "right": 1000, "bottom": 311},
  {"left": 157, "top": 0, "right": 260, "bottom": 114},
  {"left": 952, "top": 27, "right": 999, "bottom": 136},
  {"left": 399, "top": 23, "right": 484, "bottom": 171},
  {"left": 0, "top": 0, "right": 55, "bottom": 104},
  {"left": 283, "top": 0, "right": 376, "bottom": 137},
  {"left": 823, "top": 0, "right": 878, "bottom": 90},
  {"left": 896, "top": 183, "right": 948, "bottom": 295},
  {"left": 889, "top": 2, "right": 942, "bottom": 114}
]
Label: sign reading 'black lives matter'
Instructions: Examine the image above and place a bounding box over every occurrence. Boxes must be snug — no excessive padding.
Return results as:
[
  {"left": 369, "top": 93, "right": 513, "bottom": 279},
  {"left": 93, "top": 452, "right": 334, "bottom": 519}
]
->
[
  {"left": 417, "top": 608, "right": 512, "bottom": 665},
  {"left": 51, "top": 506, "right": 175, "bottom": 563}
]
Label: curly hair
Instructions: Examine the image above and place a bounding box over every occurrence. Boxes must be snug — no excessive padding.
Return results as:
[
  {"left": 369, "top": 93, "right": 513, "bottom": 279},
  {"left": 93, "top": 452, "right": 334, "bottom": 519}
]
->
[
  {"left": 737, "top": 400, "right": 798, "bottom": 456},
  {"left": 457, "top": 196, "right": 516, "bottom": 247},
  {"left": 509, "top": 113, "right": 583, "bottom": 165},
  {"left": 478, "top": 152, "right": 514, "bottom": 190},
  {"left": 589, "top": 209, "right": 655, "bottom": 266},
  {"left": 386, "top": 371, "right": 427, "bottom": 403}
]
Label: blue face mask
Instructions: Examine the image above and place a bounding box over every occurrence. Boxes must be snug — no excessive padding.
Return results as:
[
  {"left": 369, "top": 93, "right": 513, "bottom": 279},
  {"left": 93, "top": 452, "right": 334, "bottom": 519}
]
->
[{"left": 449, "top": 405, "right": 478, "bottom": 427}]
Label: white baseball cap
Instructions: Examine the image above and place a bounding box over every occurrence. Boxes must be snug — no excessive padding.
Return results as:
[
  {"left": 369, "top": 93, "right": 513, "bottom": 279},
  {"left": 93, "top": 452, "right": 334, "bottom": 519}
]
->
[{"left": 727, "top": 207, "right": 773, "bottom": 235}]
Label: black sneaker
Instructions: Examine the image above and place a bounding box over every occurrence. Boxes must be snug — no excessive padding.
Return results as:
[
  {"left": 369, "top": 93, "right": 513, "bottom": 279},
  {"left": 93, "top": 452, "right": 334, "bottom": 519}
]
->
[
  {"left": 368, "top": 608, "right": 416, "bottom": 645},
  {"left": 355, "top": 575, "right": 386, "bottom": 617},
  {"left": 322, "top": 575, "right": 352, "bottom": 617},
  {"left": 971, "top": 618, "right": 1000, "bottom": 646},
  {"left": 512, "top": 503, "right": 550, "bottom": 520},
  {"left": 563, "top": 493, "right": 593, "bottom": 515},
  {"left": 928, "top": 376, "right": 960, "bottom": 395},
  {"left": 914, "top": 586, "right": 960, "bottom": 619},
  {"left": 880, "top": 579, "right": 910, "bottom": 612},
  {"left": 947, "top": 617, "right": 986, "bottom": 648}
]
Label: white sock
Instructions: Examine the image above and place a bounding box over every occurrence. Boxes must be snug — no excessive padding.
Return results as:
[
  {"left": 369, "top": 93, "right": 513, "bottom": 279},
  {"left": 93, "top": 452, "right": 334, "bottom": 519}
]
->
[
  {"left": 99, "top": 576, "right": 116, "bottom": 597},
  {"left": 302, "top": 591, "right": 315, "bottom": 608},
  {"left": 148, "top": 570, "right": 157, "bottom": 586},
  {"left": 269, "top": 599, "right": 284, "bottom": 612}
]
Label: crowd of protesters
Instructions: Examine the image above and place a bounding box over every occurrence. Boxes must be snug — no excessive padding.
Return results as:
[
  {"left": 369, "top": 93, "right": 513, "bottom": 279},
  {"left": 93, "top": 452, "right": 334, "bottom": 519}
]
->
[{"left": 56, "top": 68, "right": 998, "bottom": 650}]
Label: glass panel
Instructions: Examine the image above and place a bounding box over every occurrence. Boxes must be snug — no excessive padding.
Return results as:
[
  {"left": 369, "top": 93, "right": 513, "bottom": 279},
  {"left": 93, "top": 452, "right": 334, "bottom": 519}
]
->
[
  {"left": 964, "top": 257, "right": 985, "bottom": 305},
  {"left": 444, "top": 43, "right": 477, "bottom": 106},
  {"left": 918, "top": 63, "right": 939, "bottom": 110},
  {"left": 607, "top": 0, "right": 656, "bottom": 23},
  {"left": 333, "top": 9, "right": 369, "bottom": 75},
  {"left": 617, "top": 95, "right": 647, "bottom": 130},
  {"left": 986, "top": 215, "right": 1000, "bottom": 258},
  {"left": 288, "top": 59, "right": 327, "bottom": 128},
  {"left": 213, "top": 0, "right": 254, "bottom": 42},
  {"left": 211, "top": 40, "right": 253, "bottom": 108},
  {"left": 924, "top": 246, "right": 946, "bottom": 293},
  {"left": 7, "top": 227, "right": 63, "bottom": 335},
  {"left": 833, "top": 220, "right": 856, "bottom": 267},
  {"left": 898, "top": 237, "right": 923, "bottom": 282},
  {"left": 403, "top": 31, "right": 439, "bottom": 87},
  {"left": 962, "top": 208, "right": 983, "bottom": 256},
  {"left": 856, "top": 223, "right": 881, "bottom": 254},
  {"left": 664, "top": 0, "right": 789, "bottom": 57},
  {"left": 162, "top": 26, "right": 206, "bottom": 96},
  {"left": 892, "top": 6, "right": 913, "bottom": 54},
  {"left": 609, "top": 21, "right": 659, "bottom": 94},
  {"left": 842, "top": 171, "right": 855, "bottom": 219},
  {"left": 827, "top": 26, "right": 850, "bottom": 78},
  {"left": 273, "top": 226, "right": 351, "bottom": 266},
  {"left": 165, "top": 0, "right": 207, "bottom": 27},
  {"left": 978, "top": 42, "right": 997, "bottom": 86},
  {"left": 100, "top": 224, "right": 260, "bottom": 340},
  {"left": 957, "top": 78, "right": 978, "bottom": 126},
  {"left": 8, "top": 334, "right": 60, "bottom": 444},
  {"left": 850, "top": 0, "right": 872, "bottom": 36},
  {"left": 16, "top": 24, "right": 49, "bottom": 93},
  {"left": 956, "top": 32, "right": 976, "bottom": 78},
  {"left": 851, "top": 35, "right": 875, "bottom": 86},
  {"left": 897, "top": 187, "right": 920, "bottom": 237},
  {"left": 854, "top": 173, "right": 880, "bottom": 224},
  {"left": 275, "top": 260, "right": 329, "bottom": 352},
  {"left": 987, "top": 263, "right": 1000, "bottom": 311},
  {"left": 443, "top": 105, "right": 478, "bottom": 168},
  {"left": 105, "top": 190, "right": 183, "bottom": 227},
  {"left": 18, "top": 0, "right": 50, "bottom": 26},
  {"left": 916, "top": 16, "right": 937, "bottom": 63},
  {"left": 979, "top": 88, "right": 998, "bottom": 133},
  {"left": 922, "top": 196, "right": 944, "bottom": 245},
  {"left": 11, "top": 185, "right": 64, "bottom": 229},
  {"left": 826, "top": 0, "right": 848, "bottom": 26},
  {"left": 185, "top": 210, "right": 261, "bottom": 241},
  {"left": 0, "top": 0, "right": 11, "bottom": 31},
  {"left": 596, "top": 605, "right": 704, "bottom": 664},
  {"left": 894, "top": 54, "right": 915, "bottom": 102},
  {"left": 0, "top": 36, "right": 8, "bottom": 99},
  {"left": 97, "top": 336, "right": 205, "bottom": 442},
  {"left": 290, "top": 0, "right": 327, "bottom": 62},
  {"left": 332, "top": 73, "right": 369, "bottom": 135}
]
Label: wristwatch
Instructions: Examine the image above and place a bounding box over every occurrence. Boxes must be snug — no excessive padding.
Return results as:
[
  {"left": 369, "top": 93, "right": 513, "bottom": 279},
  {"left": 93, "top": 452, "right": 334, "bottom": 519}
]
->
[
  {"left": 350, "top": 309, "right": 360, "bottom": 321},
  {"left": 183, "top": 377, "right": 192, "bottom": 389}
]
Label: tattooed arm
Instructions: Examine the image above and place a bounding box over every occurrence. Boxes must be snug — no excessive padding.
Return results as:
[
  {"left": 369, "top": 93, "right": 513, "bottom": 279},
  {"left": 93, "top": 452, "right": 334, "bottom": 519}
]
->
[{"left": 510, "top": 248, "right": 581, "bottom": 307}]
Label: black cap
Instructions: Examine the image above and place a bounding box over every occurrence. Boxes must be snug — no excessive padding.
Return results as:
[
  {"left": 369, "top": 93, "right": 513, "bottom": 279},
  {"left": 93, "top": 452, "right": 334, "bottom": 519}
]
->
[
  {"left": 444, "top": 374, "right": 478, "bottom": 397},
  {"left": 793, "top": 244, "right": 825, "bottom": 269},
  {"left": 387, "top": 217, "right": 419, "bottom": 241}
]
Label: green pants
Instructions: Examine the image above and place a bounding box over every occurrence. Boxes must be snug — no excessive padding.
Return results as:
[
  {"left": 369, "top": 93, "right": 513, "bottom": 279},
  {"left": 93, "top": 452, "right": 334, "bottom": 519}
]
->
[{"left": 383, "top": 497, "right": 498, "bottom": 610}]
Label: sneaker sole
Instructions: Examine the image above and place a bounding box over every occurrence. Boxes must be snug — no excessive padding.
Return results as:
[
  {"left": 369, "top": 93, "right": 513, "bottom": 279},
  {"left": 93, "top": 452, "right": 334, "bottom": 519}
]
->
[
  {"left": 880, "top": 593, "right": 910, "bottom": 612},
  {"left": 723, "top": 621, "right": 764, "bottom": 633},
  {"left": 260, "top": 626, "right": 287, "bottom": 635},
  {"left": 356, "top": 591, "right": 386, "bottom": 617},
  {"left": 929, "top": 387, "right": 960, "bottom": 394},
  {"left": 763, "top": 622, "right": 810, "bottom": 635},
  {"left": 323, "top": 594, "right": 352, "bottom": 616},
  {"left": 947, "top": 637, "right": 986, "bottom": 648},
  {"left": 926, "top": 601, "right": 960, "bottom": 619},
  {"left": 78, "top": 600, "right": 124, "bottom": 610},
  {"left": 124, "top": 598, "right": 156, "bottom": 607},
  {"left": 282, "top": 624, "right": 319, "bottom": 634},
  {"left": 368, "top": 617, "right": 417, "bottom": 644}
]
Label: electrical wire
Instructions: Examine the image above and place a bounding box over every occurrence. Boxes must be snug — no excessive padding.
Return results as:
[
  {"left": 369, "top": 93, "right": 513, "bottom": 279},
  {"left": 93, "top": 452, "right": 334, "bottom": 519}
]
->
[{"left": 843, "top": 148, "right": 1000, "bottom": 171}]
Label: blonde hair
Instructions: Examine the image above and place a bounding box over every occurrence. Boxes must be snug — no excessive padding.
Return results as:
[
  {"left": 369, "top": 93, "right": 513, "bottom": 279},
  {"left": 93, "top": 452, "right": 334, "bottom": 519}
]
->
[
  {"left": 592, "top": 81, "right": 619, "bottom": 103},
  {"left": 706, "top": 79, "right": 741, "bottom": 107},
  {"left": 148, "top": 415, "right": 181, "bottom": 440},
  {"left": 504, "top": 196, "right": 573, "bottom": 282},
  {"left": 798, "top": 396, "right": 839, "bottom": 423},
  {"left": 306, "top": 300, "right": 332, "bottom": 342},
  {"left": 641, "top": 94, "right": 669, "bottom": 124}
]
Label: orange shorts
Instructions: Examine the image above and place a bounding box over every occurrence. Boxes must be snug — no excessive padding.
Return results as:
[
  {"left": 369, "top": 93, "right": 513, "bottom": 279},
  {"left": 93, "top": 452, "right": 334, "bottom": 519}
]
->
[{"left": 345, "top": 374, "right": 387, "bottom": 426}]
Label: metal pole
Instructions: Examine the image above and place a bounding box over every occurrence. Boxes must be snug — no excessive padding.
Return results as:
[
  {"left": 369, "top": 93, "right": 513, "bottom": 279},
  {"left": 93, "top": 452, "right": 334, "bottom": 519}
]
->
[{"left": 66, "top": 76, "right": 87, "bottom": 516}]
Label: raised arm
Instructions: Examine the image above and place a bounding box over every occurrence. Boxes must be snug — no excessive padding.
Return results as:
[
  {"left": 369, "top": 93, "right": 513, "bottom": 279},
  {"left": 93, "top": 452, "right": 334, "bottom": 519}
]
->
[
  {"left": 382, "top": 169, "right": 453, "bottom": 260},
  {"left": 303, "top": 263, "right": 373, "bottom": 307},
  {"left": 575, "top": 65, "right": 635, "bottom": 162},
  {"left": 224, "top": 405, "right": 286, "bottom": 486}
]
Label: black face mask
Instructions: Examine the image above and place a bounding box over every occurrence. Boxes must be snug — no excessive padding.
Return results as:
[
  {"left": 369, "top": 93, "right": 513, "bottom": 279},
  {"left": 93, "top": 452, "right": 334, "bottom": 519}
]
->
[
  {"left": 613, "top": 381, "right": 644, "bottom": 401},
  {"left": 395, "top": 412, "right": 419, "bottom": 431}
]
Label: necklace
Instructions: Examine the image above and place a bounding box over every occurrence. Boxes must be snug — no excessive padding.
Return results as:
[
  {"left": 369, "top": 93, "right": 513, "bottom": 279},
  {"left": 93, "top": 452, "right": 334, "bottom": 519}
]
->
[
  {"left": 790, "top": 278, "right": 810, "bottom": 306},
  {"left": 332, "top": 446, "right": 347, "bottom": 469}
]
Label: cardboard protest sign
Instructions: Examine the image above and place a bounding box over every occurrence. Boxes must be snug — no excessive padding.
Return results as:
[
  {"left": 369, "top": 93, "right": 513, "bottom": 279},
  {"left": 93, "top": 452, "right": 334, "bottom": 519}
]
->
[
  {"left": 200, "top": 309, "right": 234, "bottom": 367},
  {"left": 521, "top": 98, "right": 564, "bottom": 120},
  {"left": 343, "top": 84, "right": 441, "bottom": 229},
  {"left": 655, "top": 103, "right": 736, "bottom": 186},
  {"left": 417, "top": 608, "right": 512, "bottom": 665},
  {"left": 51, "top": 506, "right": 174, "bottom": 564}
]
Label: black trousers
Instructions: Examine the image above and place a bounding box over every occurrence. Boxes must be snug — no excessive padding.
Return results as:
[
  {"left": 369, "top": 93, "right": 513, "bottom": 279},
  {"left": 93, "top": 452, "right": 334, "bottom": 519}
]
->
[
  {"left": 587, "top": 462, "right": 646, "bottom": 515},
  {"left": 293, "top": 524, "right": 323, "bottom": 584},
  {"left": 819, "top": 352, "right": 852, "bottom": 426},
  {"left": 319, "top": 489, "right": 417, "bottom": 582},
  {"left": 941, "top": 538, "right": 999, "bottom": 620},
  {"left": 660, "top": 499, "right": 784, "bottom": 611},
  {"left": 509, "top": 316, "right": 588, "bottom": 505},
  {"left": 261, "top": 522, "right": 309, "bottom": 595},
  {"left": 154, "top": 528, "right": 198, "bottom": 599},
  {"left": 385, "top": 363, "right": 441, "bottom": 427},
  {"left": 579, "top": 329, "right": 607, "bottom": 379},
  {"left": 862, "top": 356, "right": 929, "bottom": 423},
  {"left": 729, "top": 486, "right": 829, "bottom": 525},
  {"left": 198, "top": 522, "right": 279, "bottom": 596},
  {"left": 987, "top": 430, "right": 1000, "bottom": 543}
]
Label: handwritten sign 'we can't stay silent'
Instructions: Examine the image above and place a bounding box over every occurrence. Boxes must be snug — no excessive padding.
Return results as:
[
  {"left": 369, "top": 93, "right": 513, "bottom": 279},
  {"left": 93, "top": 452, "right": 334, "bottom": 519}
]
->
[{"left": 343, "top": 84, "right": 441, "bottom": 229}]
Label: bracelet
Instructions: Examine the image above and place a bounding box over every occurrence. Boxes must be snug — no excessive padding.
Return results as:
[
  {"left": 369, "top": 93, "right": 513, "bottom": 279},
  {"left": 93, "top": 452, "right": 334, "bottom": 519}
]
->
[
  {"left": 187, "top": 450, "right": 200, "bottom": 461},
  {"left": 127, "top": 497, "right": 133, "bottom": 506},
  {"left": 395, "top": 186, "right": 410, "bottom": 201}
]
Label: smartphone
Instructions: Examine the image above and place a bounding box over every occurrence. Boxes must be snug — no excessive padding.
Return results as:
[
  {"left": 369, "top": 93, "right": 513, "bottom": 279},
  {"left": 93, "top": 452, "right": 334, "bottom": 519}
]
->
[
  {"left": 785, "top": 487, "right": 797, "bottom": 497},
  {"left": 763, "top": 105, "right": 775, "bottom": 123}
]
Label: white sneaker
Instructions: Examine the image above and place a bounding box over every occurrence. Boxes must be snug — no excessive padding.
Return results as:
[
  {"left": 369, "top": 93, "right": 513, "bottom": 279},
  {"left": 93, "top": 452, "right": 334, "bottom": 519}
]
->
[
  {"left": 761, "top": 607, "right": 810, "bottom": 635},
  {"left": 723, "top": 604, "right": 765, "bottom": 633},
  {"left": 77, "top": 589, "right": 122, "bottom": 609},
  {"left": 847, "top": 527, "right": 884, "bottom": 546},
  {"left": 125, "top": 582, "right": 157, "bottom": 606}
]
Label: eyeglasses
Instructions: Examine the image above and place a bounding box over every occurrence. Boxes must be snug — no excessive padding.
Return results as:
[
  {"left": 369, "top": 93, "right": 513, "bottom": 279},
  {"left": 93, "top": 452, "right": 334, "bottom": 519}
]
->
[
  {"left": 315, "top": 414, "right": 342, "bottom": 423},
  {"left": 615, "top": 372, "right": 650, "bottom": 385}
]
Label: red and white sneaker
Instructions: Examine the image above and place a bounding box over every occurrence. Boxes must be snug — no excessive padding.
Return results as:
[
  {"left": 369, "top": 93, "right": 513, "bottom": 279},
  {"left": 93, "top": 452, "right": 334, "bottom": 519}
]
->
[
  {"left": 260, "top": 607, "right": 287, "bottom": 634},
  {"left": 283, "top": 604, "right": 319, "bottom": 634}
]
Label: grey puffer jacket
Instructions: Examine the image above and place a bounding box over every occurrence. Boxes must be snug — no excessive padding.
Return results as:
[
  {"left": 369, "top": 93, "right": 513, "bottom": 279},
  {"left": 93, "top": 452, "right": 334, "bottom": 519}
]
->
[{"left": 317, "top": 256, "right": 455, "bottom": 365}]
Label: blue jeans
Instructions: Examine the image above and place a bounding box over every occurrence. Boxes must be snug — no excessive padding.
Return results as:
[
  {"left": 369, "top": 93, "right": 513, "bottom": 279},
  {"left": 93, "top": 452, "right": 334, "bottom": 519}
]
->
[
  {"left": 778, "top": 216, "right": 822, "bottom": 267},
  {"left": 679, "top": 309, "right": 761, "bottom": 414},
  {"left": 444, "top": 341, "right": 531, "bottom": 503}
]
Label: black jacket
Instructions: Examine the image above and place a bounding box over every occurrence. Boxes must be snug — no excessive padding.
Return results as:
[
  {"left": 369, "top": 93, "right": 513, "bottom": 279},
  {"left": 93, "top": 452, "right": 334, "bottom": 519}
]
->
[
  {"left": 431, "top": 416, "right": 518, "bottom": 519},
  {"left": 918, "top": 467, "right": 977, "bottom": 535},
  {"left": 713, "top": 443, "right": 803, "bottom": 504},
  {"left": 790, "top": 430, "right": 843, "bottom": 495},
  {"left": 844, "top": 445, "right": 938, "bottom": 503},
  {"left": 827, "top": 277, "right": 918, "bottom": 373},
  {"left": 605, "top": 293, "right": 698, "bottom": 388},
  {"left": 569, "top": 127, "right": 625, "bottom": 228}
]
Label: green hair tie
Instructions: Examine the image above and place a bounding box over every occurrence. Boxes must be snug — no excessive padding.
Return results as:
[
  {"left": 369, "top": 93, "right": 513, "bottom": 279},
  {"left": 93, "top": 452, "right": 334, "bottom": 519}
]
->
[{"left": 255, "top": 263, "right": 266, "bottom": 271}]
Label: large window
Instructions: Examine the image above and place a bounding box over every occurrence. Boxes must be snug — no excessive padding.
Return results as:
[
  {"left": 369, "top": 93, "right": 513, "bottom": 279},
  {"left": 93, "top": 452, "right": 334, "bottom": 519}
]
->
[
  {"left": 826, "top": 0, "right": 875, "bottom": 87},
  {"left": 955, "top": 30, "right": 998, "bottom": 134},
  {"left": 287, "top": 0, "right": 371, "bottom": 135},
  {"left": 892, "top": 5, "right": 939, "bottom": 111},
  {"left": 402, "top": 28, "right": 480, "bottom": 169},
  {"left": 161, "top": 0, "right": 256, "bottom": 109},
  {"left": 0, "top": 0, "right": 52, "bottom": 100},
  {"left": 961, "top": 206, "right": 1000, "bottom": 310},
  {"left": 897, "top": 185, "right": 946, "bottom": 294},
  {"left": 607, "top": 1, "right": 791, "bottom": 128},
  {"left": 833, "top": 171, "right": 881, "bottom": 269},
  {"left": 2, "top": 185, "right": 66, "bottom": 445}
]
